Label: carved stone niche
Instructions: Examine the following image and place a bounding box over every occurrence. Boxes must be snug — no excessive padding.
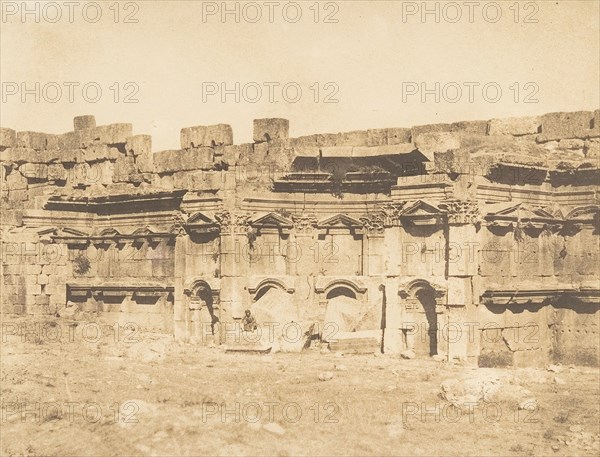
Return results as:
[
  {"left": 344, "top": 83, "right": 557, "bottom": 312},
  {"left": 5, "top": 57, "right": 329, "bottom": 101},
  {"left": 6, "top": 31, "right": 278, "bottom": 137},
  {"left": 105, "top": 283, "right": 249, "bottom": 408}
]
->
[
  {"left": 184, "top": 279, "right": 220, "bottom": 311},
  {"left": 315, "top": 278, "right": 368, "bottom": 307},
  {"left": 398, "top": 279, "right": 447, "bottom": 313}
]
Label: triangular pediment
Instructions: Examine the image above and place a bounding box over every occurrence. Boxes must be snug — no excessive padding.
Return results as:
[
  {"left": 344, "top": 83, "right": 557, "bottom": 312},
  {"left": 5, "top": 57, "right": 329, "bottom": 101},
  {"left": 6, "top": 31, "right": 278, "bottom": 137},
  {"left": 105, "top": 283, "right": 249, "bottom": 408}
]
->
[
  {"left": 252, "top": 212, "right": 294, "bottom": 228},
  {"left": 317, "top": 213, "right": 363, "bottom": 228},
  {"left": 487, "top": 204, "right": 558, "bottom": 221},
  {"left": 186, "top": 212, "right": 216, "bottom": 225},
  {"left": 399, "top": 200, "right": 442, "bottom": 217}
]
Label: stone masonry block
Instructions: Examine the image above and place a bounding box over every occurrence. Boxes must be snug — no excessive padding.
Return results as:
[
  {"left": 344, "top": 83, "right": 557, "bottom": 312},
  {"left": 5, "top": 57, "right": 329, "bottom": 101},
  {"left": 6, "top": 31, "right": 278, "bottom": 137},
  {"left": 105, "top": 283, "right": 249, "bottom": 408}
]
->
[
  {"left": 487, "top": 116, "right": 541, "bottom": 136},
  {"left": 414, "top": 132, "right": 461, "bottom": 159},
  {"left": 90, "top": 124, "right": 133, "bottom": 145},
  {"left": 74, "top": 115, "right": 96, "bottom": 131},
  {"left": 450, "top": 120, "right": 489, "bottom": 135},
  {"left": 386, "top": 128, "right": 412, "bottom": 145},
  {"left": 153, "top": 148, "right": 215, "bottom": 174},
  {"left": 181, "top": 125, "right": 233, "bottom": 148},
  {"left": 411, "top": 123, "right": 452, "bottom": 139},
  {"left": 539, "top": 111, "right": 595, "bottom": 141},
  {"left": 126, "top": 135, "right": 152, "bottom": 157},
  {"left": 1, "top": 128, "right": 17, "bottom": 148},
  {"left": 335, "top": 130, "right": 368, "bottom": 146},
  {"left": 17, "top": 132, "right": 59, "bottom": 150},
  {"left": 253, "top": 118, "right": 289, "bottom": 143}
]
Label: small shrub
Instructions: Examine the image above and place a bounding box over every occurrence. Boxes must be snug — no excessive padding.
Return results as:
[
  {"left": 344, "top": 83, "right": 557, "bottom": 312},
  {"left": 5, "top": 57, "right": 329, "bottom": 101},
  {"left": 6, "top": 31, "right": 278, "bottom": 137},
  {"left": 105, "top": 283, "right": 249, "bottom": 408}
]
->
[{"left": 73, "top": 255, "right": 91, "bottom": 275}]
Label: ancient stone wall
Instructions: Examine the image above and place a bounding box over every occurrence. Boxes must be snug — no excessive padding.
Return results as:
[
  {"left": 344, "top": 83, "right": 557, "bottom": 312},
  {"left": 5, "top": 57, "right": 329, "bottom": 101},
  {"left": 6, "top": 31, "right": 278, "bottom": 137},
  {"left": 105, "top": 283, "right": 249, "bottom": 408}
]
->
[{"left": 1, "top": 111, "right": 598, "bottom": 364}]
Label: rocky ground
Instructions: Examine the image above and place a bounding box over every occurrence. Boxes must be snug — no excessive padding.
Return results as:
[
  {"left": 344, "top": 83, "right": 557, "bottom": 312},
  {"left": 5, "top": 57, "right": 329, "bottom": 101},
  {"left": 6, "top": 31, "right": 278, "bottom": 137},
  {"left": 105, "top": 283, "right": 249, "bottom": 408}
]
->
[{"left": 1, "top": 316, "right": 599, "bottom": 457}]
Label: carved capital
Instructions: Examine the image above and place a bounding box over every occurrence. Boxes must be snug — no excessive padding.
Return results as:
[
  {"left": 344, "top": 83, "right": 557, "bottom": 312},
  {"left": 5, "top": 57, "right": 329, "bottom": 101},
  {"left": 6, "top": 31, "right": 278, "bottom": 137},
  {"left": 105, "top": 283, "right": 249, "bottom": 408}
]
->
[
  {"left": 215, "top": 210, "right": 251, "bottom": 234},
  {"left": 439, "top": 199, "right": 480, "bottom": 225},
  {"left": 360, "top": 213, "right": 385, "bottom": 234},
  {"left": 375, "top": 202, "right": 406, "bottom": 226},
  {"left": 292, "top": 214, "right": 317, "bottom": 234}
]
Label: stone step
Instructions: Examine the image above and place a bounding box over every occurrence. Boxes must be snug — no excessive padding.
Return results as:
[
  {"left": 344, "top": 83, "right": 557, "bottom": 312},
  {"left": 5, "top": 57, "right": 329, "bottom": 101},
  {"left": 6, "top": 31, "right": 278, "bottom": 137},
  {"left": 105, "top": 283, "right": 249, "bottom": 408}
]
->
[{"left": 328, "top": 337, "right": 380, "bottom": 354}]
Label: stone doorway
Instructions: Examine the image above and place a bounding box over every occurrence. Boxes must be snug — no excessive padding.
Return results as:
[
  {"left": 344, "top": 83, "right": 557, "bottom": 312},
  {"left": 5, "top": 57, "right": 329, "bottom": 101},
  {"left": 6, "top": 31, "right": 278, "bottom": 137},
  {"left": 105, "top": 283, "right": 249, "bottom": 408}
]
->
[
  {"left": 412, "top": 288, "right": 438, "bottom": 356},
  {"left": 399, "top": 279, "right": 445, "bottom": 357}
]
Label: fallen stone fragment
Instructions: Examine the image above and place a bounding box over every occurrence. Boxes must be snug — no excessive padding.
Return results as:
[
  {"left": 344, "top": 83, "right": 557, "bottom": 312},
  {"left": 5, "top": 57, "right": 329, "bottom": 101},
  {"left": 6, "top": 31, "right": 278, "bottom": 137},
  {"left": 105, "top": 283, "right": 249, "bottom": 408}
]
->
[
  {"left": 318, "top": 371, "right": 334, "bottom": 381},
  {"left": 547, "top": 364, "right": 562, "bottom": 373},
  {"left": 400, "top": 349, "right": 416, "bottom": 359}
]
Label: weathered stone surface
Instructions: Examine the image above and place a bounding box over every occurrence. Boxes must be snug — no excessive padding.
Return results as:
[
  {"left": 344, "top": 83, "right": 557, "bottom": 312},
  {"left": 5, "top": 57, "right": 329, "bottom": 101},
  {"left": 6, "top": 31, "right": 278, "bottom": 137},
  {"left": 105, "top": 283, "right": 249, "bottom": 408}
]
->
[
  {"left": 558, "top": 139, "right": 585, "bottom": 150},
  {"left": 365, "top": 128, "right": 412, "bottom": 146},
  {"left": 180, "top": 124, "right": 233, "bottom": 148},
  {"left": 74, "top": 115, "right": 96, "bottom": 131},
  {"left": 411, "top": 123, "right": 452, "bottom": 138},
  {"left": 539, "top": 111, "right": 595, "bottom": 141},
  {"left": 386, "top": 127, "right": 412, "bottom": 145},
  {"left": 154, "top": 148, "right": 214, "bottom": 174},
  {"left": 222, "top": 144, "right": 253, "bottom": 165},
  {"left": 90, "top": 124, "right": 133, "bottom": 145},
  {"left": 450, "top": 120, "right": 489, "bottom": 135},
  {"left": 289, "top": 133, "right": 333, "bottom": 148},
  {"left": 335, "top": 130, "right": 368, "bottom": 146},
  {"left": 17, "top": 131, "right": 59, "bottom": 150},
  {"left": 253, "top": 118, "right": 289, "bottom": 142},
  {"left": 126, "top": 135, "right": 152, "bottom": 157},
  {"left": 487, "top": 116, "right": 541, "bottom": 136},
  {"left": 414, "top": 132, "right": 461, "bottom": 157},
  {"left": 0, "top": 128, "right": 17, "bottom": 148}
]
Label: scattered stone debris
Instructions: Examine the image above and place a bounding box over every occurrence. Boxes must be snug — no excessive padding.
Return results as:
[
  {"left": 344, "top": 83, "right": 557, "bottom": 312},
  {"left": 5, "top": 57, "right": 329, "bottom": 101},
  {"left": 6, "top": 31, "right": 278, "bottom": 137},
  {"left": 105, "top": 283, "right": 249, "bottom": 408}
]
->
[
  {"left": 400, "top": 350, "right": 416, "bottom": 359},
  {"left": 318, "top": 371, "right": 334, "bottom": 381}
]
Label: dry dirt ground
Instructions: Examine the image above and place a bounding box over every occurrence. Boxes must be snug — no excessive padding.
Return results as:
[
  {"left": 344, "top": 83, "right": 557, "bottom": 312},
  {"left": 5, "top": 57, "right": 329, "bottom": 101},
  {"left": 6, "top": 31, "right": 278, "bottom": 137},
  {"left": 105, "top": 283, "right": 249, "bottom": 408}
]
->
[{"left": 1, "top": 316, "right": 599, "bottom": 457}]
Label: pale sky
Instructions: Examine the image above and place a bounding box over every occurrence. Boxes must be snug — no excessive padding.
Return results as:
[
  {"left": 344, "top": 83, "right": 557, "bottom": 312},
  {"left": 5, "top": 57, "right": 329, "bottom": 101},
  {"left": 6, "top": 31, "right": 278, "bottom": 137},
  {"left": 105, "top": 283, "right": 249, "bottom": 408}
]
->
[{"left": 1, "top": 0, "right": 598, "bottom": 151}]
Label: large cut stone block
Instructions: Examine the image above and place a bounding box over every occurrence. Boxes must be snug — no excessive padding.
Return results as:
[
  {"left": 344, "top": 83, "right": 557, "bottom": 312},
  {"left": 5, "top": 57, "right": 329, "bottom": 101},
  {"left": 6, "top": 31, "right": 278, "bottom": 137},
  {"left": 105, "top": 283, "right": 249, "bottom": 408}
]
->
[
  {"left": 411, "top": 123, "right": 452, "bottom": 138},
  {"left": 90, "top": 124, "right": 133, "bottom": 145},
  {"left": 335, "top": 130, "right": 368, "bottom": 146},
  {"left": 386, "top": 128, "right": 412, "bottom": 144},
  {"left": 181, "top": 124, "right": 233, "bottom": 148},
  {"left": 126, "top": 135, "right": 152, "bottom": 157},
  {"left": 450, "top": 120, "right": 488, "bottom": 135},
  {"left": 1, "top": 128, "right": 17, "bottom": 148},
  {"left": 539, "top": 111, "right": 595, "bottom": 141},
  {"left": 414, "top": 132, "right": 460, "bottom": 159},
  {"left": 253, "top": 118, "right": 289, "bottom": 143},
  {"left": 153, "top": 148, "right": 214, "bottom": 174},
  {"left": 73, "top": 115, "right": 96, "bottom": 131},
  {"left": 487, "top": 116, "right": 541, "bottom": 136},
  {"left": 17, "top": 132, "right": 59, "bottom": 150}
]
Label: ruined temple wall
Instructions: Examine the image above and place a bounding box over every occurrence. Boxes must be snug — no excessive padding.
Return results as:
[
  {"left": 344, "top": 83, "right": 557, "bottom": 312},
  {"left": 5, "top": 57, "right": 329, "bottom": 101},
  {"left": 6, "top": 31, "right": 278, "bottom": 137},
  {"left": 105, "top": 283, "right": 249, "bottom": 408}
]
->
[{"left": 1, "top": 112, "right": 599, "bottom": 362}]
